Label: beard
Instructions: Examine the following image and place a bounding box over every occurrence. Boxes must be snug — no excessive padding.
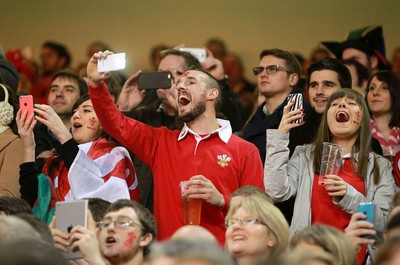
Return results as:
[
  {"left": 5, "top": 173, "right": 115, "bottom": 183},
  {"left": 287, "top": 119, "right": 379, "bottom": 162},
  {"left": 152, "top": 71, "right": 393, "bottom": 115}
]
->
[{"left": 177, "top": 96, "right": 207, "bottom": 123}]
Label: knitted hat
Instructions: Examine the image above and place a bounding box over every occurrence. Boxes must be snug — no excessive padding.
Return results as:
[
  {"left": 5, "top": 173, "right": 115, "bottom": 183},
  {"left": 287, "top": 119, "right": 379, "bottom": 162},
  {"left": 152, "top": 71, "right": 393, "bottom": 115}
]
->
[
  {"left": 0, "top": 59, "right": 20, "bottom": 91},
  {"left": 321, "top": 25, "right": 389, "bottom": 70}
]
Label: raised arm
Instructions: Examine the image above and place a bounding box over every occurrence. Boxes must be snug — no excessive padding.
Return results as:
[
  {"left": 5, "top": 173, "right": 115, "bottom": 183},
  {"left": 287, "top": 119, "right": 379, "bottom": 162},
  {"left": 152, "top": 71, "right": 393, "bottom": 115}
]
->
[
  {"left": 86, "top": 51, "right": 162, "bottom": 168},
  {"left": 16, "top": 109, "right": 37, "bottom": 162}
]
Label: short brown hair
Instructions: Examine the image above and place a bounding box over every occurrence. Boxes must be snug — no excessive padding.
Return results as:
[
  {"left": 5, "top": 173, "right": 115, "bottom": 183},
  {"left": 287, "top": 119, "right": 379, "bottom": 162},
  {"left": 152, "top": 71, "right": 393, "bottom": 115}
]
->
[{"left": 259, "top": 48, "right": 301, "bottom": 77}]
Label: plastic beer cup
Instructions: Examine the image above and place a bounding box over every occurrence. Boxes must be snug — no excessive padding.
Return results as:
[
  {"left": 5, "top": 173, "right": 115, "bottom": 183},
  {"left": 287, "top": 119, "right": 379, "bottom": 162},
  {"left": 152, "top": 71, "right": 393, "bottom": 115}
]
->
[
  {"left": 180, "top": 181, "right": 202, "bottom": 225},
  {"left": 319, "top": 142, "right": 343, "bottom": 185}
]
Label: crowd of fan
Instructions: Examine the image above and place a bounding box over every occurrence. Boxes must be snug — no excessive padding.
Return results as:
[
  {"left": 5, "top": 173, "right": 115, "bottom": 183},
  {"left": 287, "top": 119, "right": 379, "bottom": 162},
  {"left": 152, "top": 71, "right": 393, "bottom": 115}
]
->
[{"left": 1, "top": 24, "right": 400, "bottom": 265}]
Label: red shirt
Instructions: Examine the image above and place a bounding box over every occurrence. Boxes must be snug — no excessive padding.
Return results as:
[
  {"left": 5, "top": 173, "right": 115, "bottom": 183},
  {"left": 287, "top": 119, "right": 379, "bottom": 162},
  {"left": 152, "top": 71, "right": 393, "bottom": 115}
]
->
[
  {"left": 311, "top": 158, "right": 366, "bottom": 230},
  {"left": 312, "top": 158, "right": 367, "bottom": 264},
  {"left": 89, "top": 82, "right": 265, "bottom": 245}
]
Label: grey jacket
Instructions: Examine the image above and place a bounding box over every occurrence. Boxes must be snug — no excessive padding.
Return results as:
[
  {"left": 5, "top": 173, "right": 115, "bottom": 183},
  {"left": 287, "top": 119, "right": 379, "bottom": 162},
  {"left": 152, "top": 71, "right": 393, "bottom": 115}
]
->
[{"left": 264, "top": 129, "right": 395, "bottom": 238}]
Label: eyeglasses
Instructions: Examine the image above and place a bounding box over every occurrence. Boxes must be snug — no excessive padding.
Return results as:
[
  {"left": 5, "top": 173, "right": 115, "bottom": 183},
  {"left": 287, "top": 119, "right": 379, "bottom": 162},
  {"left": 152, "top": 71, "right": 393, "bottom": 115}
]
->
[
  {"left": 97, "top": 217, "right": 143, "bottom": 230},
  {"left": 253, "top": 65, "right": 292, "bottom": 76},
  {"left": 225, "top": 218, "right": 265, "bottom": 229}
]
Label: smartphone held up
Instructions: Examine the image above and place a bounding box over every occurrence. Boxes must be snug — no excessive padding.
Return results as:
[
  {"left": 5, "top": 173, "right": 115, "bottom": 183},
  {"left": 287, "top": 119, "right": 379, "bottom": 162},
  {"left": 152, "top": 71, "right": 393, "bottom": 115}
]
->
[
  {"left": 98, "top": 53, "right": 126, "bottom": 72},
  {"left": 287, "top": 93, "right": 303, "bottom": 124},
  {"left": 138, "top": 71, "right": 172, "bottom": 90},
  {"left": 19, "top": 95, "right": 34, "bottom": 124},
  {"left": 179, "top": 48, "right": 207, "bottom": 63},
  {"left": 358, "top": 202, "right": 375, "bottom": 224},
  {"left": 55, "top": 200, "right": 88, "bottom": 260}
]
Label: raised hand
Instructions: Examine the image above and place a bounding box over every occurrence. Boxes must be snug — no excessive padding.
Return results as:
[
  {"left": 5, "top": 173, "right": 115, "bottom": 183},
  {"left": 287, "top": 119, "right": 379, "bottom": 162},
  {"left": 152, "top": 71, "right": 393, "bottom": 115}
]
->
[
  {"left": 344, "top": 212, "right": 376, "bottom": 252},
  {"left": 202, "top": 48, "right": 225, "bottom": 80},
  {"left": 117, "top": 71, "right": 145, "bottom": 112},
  {"left": 34, "top": 104, "right": 72, "bottom": 144},
  {"left": 16, "top": 109, "right": 37, "bottom": 162},
  {"left": 87, "top": 50, "right": 113, "bottom": 87},
  {"left": 277, "top": 101, "right": 305, "bottom": 134}
]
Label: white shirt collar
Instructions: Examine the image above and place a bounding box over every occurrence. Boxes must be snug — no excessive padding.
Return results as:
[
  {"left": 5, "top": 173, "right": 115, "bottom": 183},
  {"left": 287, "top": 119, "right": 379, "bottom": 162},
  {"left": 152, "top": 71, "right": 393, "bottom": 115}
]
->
[{"left": 178, "top": 119, "right": 232, "bottom": 143}]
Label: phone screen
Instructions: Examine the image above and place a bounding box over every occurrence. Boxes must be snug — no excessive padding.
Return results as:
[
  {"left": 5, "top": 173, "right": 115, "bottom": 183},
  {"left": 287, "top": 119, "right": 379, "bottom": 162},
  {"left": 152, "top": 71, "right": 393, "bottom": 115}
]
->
[
  {"left": 98, "top": 53, "right": 126, "bottom": 72},
  {"left": 138, "top": 71, "right": 172, "bottom": 90}
]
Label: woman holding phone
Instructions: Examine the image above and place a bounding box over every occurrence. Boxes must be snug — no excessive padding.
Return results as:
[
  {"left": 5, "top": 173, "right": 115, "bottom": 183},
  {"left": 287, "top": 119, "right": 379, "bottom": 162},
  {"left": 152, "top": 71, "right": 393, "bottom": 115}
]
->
[
  {"left": 17, "top": 94, "right": 139, "bottom": 215},
  {"left": 264, "top": 89, "right": 395, "bottom": 263}
]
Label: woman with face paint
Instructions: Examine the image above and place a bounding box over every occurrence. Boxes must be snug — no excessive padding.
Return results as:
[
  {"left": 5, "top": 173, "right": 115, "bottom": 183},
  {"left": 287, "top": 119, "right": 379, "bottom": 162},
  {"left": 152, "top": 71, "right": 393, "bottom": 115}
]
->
[
  {"left": 17, "top": 94, "right": 139, "bottom": 220},
  {"left": 264, "top": 89, "right": 395, "bottom": 264}
]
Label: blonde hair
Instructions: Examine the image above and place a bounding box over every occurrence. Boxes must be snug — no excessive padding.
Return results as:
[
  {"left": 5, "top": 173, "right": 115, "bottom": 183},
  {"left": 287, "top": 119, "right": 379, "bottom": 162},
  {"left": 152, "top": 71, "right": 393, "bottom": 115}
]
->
[
  {"left": 226, "top": 195, "right": 289, "bottom": 257},
  {"left": 282, "top": 249, "right": 339, "bottom": 265},
  {"left": 290, "top": 225, "right": 357, "bottom": 265}
]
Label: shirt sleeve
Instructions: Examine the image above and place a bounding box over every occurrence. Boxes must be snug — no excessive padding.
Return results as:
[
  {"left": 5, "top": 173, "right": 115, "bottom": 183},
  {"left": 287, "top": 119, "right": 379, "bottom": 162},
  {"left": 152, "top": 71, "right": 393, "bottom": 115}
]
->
[
  {"left": 264, "top": 129, "right": 299, "bottom": 201},
  {"left": 88, "top": 81, "right": 160, "bottom": 168},
  {"left": 57, "top": 138, "right": 79, "bottom": 169},
  {"left": 19, "top": 162, "right": 39, "bottom": 207}
]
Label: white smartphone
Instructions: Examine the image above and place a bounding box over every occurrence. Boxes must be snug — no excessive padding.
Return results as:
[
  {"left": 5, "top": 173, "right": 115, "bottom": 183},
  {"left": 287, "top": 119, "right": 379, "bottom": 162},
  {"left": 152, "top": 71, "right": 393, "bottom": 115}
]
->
[
  {"left": 55, "top": 200, "right": 88, "bottom": 260},
  {"left": 98, "top": 52, "right": 126, "bottom": 72},
  {"left": 179, "top": 48, "right": 207, "bottom": 63}
]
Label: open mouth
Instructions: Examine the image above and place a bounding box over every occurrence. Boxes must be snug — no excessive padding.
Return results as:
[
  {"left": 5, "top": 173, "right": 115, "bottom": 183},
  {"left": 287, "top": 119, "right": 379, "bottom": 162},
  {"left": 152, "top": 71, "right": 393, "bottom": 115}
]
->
[
  {"left": 336, "top": 111, "right": 349, "bottom": 123},
  {"left": 73, "top": 123, "right": 82, "bottom": 129},
  {"left": 105, "top": 236, "right": 117, "bottom": 245},
  {"left": 179, "top": 93, "right": 191, "bottom": 106}
]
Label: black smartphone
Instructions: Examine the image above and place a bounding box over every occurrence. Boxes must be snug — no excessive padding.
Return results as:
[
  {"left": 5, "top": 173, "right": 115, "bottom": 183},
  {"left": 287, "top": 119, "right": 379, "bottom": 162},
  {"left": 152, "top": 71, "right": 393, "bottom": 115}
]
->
[
  {"left": 138, "top": 71, "right": 172, "bottom": 90},
  {"left": 287, "top": 93, "right": 303, "bottom": 124}
]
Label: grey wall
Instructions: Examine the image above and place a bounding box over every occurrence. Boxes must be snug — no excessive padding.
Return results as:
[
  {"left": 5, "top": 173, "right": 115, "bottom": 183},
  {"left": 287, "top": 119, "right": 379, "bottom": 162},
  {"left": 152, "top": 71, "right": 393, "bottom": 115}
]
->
[{"left": 1, "top": 0, "right": 399, "bottom": 80}]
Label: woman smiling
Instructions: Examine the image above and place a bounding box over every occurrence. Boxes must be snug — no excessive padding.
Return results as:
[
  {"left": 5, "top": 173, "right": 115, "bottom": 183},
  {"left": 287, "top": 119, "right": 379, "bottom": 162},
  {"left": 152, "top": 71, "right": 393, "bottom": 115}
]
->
[{"left": 225, "top": 195, "right": 289, "bottom": 265}]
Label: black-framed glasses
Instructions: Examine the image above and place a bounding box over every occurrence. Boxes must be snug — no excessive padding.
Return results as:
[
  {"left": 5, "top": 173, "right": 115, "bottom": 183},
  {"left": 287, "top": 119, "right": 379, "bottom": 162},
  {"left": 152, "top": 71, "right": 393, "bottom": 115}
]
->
[
  {"left": 225, "top": 218, "right": 266, "bottom": 229},
  {"left": 253, "top": 65, "right": 292, "bottom": 76},
  {"left": 97, "top": 217, "right": 143, "bottom": 230}
]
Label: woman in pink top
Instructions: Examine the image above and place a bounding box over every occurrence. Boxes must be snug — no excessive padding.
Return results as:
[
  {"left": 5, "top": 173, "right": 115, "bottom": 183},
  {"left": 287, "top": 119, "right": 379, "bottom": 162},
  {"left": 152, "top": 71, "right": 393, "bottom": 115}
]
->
[
  {"left": 366, "top": 70, "right": 400, "bottom": 186},
  {"left": 366, "top": 70, "right": 400, "bottom": 160}
]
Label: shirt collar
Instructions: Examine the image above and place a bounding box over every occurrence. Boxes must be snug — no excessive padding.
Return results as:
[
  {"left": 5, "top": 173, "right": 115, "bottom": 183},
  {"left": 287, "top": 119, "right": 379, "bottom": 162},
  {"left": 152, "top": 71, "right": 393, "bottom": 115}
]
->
[
  {"left": 342, "top": 152, "right": 359, "bottom": 161},
  {"left": 262, "top": 98, "right": 287, "bottom": 116},
  {"left": 178, "top": 118, "right": 232, "bottom": 143}
]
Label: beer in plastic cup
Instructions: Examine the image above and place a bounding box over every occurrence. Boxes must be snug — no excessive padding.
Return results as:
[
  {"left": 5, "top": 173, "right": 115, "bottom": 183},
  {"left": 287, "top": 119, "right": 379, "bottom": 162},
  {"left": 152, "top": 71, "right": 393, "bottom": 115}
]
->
[
  {"left": 180, "top": 181, "right": 202, "bottom": 225},
  {"left": 319, "top": 142, "right": 343, "bottom": 185}
]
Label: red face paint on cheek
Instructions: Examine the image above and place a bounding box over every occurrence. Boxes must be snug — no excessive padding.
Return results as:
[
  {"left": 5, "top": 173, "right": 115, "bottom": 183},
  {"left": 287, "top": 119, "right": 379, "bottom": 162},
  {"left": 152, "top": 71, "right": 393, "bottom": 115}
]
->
[
  {"left": 353, "top": 110, "right": 361, "bottom": 125},
  {"left": 87, "top": 117, "right": 98, "bottom": 131},
  {"left": 123, "top": 232, "right": 137, "bottom": 249},
  {"left": 181, "top": 71, "right": 190, "bottom": 77}
]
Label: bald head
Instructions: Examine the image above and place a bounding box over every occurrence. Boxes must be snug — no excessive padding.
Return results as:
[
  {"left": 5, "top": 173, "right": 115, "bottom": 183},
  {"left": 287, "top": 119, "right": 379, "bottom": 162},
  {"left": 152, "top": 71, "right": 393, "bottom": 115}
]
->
[
  {"left": 0, "top": 216, "right": 38, "bottom": 241},
  {"left": 172, "top": 225, "right": 218, "bottom": 244}
]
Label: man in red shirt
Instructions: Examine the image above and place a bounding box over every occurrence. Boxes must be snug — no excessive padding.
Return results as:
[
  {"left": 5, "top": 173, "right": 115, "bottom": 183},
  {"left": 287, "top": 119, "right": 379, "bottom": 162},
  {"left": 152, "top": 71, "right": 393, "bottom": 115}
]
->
[{"left": 86, "top": 51, "right": 264, "bottom": 245}]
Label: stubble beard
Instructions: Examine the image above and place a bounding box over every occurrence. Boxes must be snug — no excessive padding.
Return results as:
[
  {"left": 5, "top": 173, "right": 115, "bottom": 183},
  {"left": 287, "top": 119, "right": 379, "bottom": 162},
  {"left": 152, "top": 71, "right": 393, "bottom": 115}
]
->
[{"left": 178, "top": 96, "right": 207, "bottom": 123}]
